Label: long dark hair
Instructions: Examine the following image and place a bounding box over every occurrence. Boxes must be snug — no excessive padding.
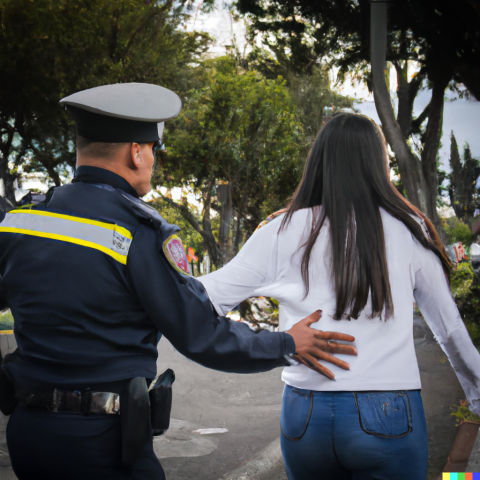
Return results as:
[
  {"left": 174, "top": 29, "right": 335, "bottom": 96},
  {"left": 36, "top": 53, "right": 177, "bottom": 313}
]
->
[{"left": 281, "top": 113, "right": 450, "bottom": 320}]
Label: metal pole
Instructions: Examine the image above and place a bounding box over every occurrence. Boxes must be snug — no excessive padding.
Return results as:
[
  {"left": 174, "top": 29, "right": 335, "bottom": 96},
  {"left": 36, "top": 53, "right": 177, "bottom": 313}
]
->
[
  {"left": 369, "top": 0, "right": 401, "bottom": 135},
  {"left": 370, "top": 0, "right": 389, "bottom": 95}
]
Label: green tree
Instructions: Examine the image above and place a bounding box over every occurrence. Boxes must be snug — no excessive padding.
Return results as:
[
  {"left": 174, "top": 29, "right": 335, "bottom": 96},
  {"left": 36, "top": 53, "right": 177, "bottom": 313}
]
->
[
  {"left": 448, "top": 133, "right": 480, "bottom": 224},
  {"left": 0, "top": 0, "right": 210, "bottom": 204},
  {"left": 284, "top": 67, "right": 354, "bottom": 147},
  {"left": 234, "top": 0, "right": 480, "bottom": 239},
  {"left": 154, "top": 56, "right": 308, "bottom": 266}
]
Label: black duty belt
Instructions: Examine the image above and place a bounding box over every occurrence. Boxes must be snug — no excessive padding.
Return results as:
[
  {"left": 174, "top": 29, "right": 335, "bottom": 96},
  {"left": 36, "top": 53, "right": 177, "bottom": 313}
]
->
[{"left": 18, "top": 388, "right": 120, "bottom": 414}]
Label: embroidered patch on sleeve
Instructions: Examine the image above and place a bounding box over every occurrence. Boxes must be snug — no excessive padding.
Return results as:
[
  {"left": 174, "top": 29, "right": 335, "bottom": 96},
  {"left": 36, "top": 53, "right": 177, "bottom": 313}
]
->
[{"left": 163, "top": 234, "right": 190, "bottom": 275}]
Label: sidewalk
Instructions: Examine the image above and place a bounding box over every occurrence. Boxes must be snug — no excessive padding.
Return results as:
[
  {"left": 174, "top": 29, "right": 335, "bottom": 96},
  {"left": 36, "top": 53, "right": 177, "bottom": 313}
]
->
[{"left": 0, "top": 314, "right": 472, "bottom": 479}]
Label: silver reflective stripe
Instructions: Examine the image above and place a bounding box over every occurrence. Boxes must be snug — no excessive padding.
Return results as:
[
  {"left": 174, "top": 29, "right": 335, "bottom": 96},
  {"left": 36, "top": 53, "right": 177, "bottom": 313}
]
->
[{"left": 0, "top": 210, "right": 133, "bottom": 265}]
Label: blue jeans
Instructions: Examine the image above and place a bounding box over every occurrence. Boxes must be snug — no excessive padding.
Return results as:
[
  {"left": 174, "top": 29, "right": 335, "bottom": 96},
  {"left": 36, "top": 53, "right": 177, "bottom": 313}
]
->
[{"left": 280, "top": 386, "right": 428, "bottom": 480}]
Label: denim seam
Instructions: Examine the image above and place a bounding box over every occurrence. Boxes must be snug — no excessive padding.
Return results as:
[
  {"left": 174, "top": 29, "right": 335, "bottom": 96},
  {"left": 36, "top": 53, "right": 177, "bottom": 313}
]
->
[
  {"left": 353, "top": 392, "right": 413, "bottom": 439},
  {"left": 280, "top": 391, "right": 313, "bottom": 442},
  {"left": 331, "top": 393, "right": 342, "bottom": 464}
]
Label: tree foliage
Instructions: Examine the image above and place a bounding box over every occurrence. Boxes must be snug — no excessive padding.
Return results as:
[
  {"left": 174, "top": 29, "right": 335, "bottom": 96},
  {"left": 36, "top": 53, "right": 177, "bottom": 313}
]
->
[
  {"left": 442, "top": 217, "right": 473, "bottom": 246},
  {"left": 236, "top": 0, "right": 480, "bottom": 99},
  {"left": 154, "top": 56, "right": 308, "bottom": 266},
  {"left": 448, "top": 133, "right": 480, "bottom": 225},
  {"left": 235, "top": 0, "right": 480, "bottom": 239},
  {"left": 0, "top": 0, "right": 210, "bottom": 203},
  {"left": 154, "top": 55, "right": 352, "bottom": 266}
]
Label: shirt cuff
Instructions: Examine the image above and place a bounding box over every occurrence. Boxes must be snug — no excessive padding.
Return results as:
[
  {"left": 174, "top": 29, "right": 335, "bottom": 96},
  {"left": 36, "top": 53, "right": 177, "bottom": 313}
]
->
[{"left": 284, "top": 332, "right": 296, "bottom": 355}]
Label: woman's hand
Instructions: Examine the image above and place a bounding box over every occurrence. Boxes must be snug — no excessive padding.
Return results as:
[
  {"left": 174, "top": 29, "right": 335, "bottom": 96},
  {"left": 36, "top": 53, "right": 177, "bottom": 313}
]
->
[{"left": 286, "top": 310, "right": 357, "bottom": 380}]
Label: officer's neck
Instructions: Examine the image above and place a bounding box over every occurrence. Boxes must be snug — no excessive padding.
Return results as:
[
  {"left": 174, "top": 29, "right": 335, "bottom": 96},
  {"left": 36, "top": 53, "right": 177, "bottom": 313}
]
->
[{"left": 76, "top": 158, "right": 149, "bottom": 197}]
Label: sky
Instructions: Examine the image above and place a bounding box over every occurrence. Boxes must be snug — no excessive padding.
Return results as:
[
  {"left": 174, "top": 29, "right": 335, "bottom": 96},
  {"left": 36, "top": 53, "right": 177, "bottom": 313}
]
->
[{"left": 184, "top": 1, "right": 480, "bottom": 172}]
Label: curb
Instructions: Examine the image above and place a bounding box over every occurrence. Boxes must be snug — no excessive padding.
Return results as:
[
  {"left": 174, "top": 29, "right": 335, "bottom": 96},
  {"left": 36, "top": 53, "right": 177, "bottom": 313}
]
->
[{"left": 218, "top": 438, "right": 284, "bottom": 480}]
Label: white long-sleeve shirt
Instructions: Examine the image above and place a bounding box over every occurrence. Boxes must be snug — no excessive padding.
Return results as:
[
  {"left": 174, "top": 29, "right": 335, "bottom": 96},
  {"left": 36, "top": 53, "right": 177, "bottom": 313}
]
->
[{"left": 198, "top": 208, "right": 480, "bottom": 415}]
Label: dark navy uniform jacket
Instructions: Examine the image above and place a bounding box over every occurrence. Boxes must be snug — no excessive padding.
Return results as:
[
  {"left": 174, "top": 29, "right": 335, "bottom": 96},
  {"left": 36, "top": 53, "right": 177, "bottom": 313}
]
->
[{"left": 0, "top": 166, "right": 295, "bottom": 390}]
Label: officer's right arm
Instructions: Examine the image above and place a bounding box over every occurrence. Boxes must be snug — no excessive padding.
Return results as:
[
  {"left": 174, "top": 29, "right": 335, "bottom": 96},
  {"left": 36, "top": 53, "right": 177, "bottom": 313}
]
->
[{"left": 126, "top": 225, "right": 294, "bottom": 374}]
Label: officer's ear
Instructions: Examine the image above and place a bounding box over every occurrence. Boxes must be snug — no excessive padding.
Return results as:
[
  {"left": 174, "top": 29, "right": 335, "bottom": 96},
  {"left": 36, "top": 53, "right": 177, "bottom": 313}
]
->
[{"left": 130, "top": 143, "right": 142, "bottom": 169}]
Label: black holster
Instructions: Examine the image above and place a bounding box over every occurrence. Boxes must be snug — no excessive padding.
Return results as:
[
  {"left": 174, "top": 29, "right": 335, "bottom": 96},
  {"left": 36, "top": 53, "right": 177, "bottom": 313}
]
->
[
  {"left": 121, "top": 377, "right": 151, "bottom": 468},
  {"left": 120, "top": 370, "right": 175, "bottom": 467}
]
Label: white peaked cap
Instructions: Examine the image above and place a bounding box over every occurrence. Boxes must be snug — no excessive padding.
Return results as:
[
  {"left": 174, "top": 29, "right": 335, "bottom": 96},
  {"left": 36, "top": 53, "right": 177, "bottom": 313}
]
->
[
  {"left": 60, "top": 83, "right": 182, "bottom": 122},
  {"left": 60, "top": 83, "right": 182, "bottom": 143}
]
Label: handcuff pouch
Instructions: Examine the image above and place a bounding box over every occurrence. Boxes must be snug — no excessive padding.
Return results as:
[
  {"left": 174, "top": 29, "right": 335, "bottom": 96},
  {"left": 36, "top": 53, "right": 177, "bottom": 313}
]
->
[{"left": 149, "top": 368, "right": 175, "bottom": 436}]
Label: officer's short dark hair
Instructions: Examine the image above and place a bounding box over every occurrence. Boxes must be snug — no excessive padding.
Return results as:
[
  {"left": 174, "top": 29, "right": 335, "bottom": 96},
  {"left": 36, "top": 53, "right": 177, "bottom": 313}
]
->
[{"left": 76, "top": 135, "right": 130, "bottom": 160}]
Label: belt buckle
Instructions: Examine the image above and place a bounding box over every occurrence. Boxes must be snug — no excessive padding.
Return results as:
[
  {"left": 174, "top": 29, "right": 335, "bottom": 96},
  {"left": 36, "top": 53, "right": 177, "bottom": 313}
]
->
[
  {"left": 51, "top": 389, "right": 64, "bottom": 412},
  {"left": 91, "top": 392, "right": 120, "bottom": 415}
]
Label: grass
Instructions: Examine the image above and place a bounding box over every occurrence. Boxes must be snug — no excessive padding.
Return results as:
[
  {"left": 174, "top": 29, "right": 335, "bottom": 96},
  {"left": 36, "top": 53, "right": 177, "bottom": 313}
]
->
[{"left": 0, "top": 311, "right": 14, "bottom": 331}]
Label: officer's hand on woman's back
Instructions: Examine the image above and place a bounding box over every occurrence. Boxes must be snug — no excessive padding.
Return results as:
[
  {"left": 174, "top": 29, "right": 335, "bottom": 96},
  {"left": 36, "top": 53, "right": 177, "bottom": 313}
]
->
[{"left": 286, "top": 310, "right": 357, "bottom": 380}]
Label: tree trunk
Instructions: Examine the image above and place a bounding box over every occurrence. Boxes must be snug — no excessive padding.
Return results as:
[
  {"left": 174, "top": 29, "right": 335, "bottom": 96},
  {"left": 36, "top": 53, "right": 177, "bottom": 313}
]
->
[
  {"left": 217, "top": 183, "right": 233, "bottom": 264},
  {"left": 0, "top": 156, "right": 17, "bottom": 208},
  {"left": 45, "top": 166, "right": 62, "bottom": 187},
  {"left": 233, "top": 204, "right": 244, "bottom": 255},
  {"left": 201, "top": 183, "right": 220, "bottom": 267},
  {"left": 395, "top": 61, "right": 412, "bottom": 138},
  {"left": 0, "top": 156, "right": 16, "bottom": 206},
  {"left": 421, "top": 75, "right": 449, "bottom": 238},
  {"left": 371, "top": 3, "right": 430, "bottom": 217},
  {"left": 394, "top": 61, "right": 426, "bottom": 139},
  {"left": 0, "top": 156, "right": 7, "bottom": 199},
  {"left": 372, "top": 3, "right": 449, "bottom": 244}
]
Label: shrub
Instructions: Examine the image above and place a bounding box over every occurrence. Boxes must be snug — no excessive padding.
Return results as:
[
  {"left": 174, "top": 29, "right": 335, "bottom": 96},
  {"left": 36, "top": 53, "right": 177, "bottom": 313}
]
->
[
  {"left": 450, "top": 400, "right": 480, "bottom": 426},
  {"left": 442, "top": 217, "right": 473, "bottom": 245},
  {"left": 450, "top": 263, "right": 480, "bottom": 346},
  {"left": 0, "top": 311, "right": 14, "bottom": 331}
]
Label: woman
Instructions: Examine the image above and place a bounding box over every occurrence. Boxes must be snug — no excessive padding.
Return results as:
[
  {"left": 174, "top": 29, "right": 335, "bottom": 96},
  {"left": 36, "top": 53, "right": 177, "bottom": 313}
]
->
[{"left": 198, "top": 113, "right": 480, "bottom": 479}]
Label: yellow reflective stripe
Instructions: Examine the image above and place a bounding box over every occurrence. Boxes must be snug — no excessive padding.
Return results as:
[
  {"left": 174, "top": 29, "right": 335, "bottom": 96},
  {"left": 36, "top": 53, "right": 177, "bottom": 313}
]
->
[
  {"left": 0, "top": 226, "right": 127, "bottom": 265},
  {"left": 9, "top": 209, "right": 132, "bottom": 240}
]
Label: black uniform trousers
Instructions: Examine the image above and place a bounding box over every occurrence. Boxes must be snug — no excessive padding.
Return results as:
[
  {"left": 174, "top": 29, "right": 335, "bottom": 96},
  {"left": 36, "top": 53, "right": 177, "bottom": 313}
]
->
[{"left": 7, "top": 406, "right": 165, "bottom": 480}]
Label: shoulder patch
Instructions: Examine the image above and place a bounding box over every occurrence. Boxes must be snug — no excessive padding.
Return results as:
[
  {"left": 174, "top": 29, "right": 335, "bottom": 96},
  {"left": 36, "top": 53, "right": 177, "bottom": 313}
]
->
[
  {"left": 255, "top": 209, "right": 287, "bottom": 232},
  {"left": 163, "top": 234, "right": 190, "bottom": 275}
]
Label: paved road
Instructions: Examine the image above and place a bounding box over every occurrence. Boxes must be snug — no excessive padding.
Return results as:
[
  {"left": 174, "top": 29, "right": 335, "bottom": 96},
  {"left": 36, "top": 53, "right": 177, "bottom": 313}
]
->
[{"left": 0, "top": 315, "right": 470, "bottom": 479}]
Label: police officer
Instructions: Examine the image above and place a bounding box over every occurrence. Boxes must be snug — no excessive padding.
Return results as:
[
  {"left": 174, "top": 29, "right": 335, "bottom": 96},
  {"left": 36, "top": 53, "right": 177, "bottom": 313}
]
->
[{"left": 0, "top": 83, "right": 356, "bottom": 480}]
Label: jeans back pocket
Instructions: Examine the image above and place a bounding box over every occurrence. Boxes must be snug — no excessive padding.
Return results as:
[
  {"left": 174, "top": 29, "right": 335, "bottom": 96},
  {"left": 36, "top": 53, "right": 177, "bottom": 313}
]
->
[
  {"left": 353, "top": 391, "right": 412, "bottom": 438},
  {"left": 281, "top": 386, "right": 313, "bottom": 442}
]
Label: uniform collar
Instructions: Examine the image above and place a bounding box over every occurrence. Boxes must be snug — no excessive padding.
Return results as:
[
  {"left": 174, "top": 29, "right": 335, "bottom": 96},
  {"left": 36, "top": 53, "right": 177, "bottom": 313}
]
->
[{"left": 72, "top": 166, "right": 139, "bottom": 198}]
